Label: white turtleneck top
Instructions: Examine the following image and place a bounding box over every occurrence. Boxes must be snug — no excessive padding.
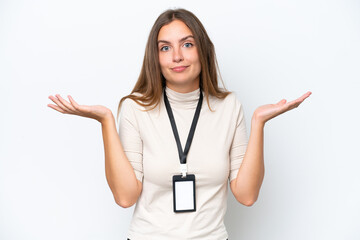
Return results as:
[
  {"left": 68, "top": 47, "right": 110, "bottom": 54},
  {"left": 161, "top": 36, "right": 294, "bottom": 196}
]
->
[{"left": 118, "top": 86, "right": 248, "bottom": 240}]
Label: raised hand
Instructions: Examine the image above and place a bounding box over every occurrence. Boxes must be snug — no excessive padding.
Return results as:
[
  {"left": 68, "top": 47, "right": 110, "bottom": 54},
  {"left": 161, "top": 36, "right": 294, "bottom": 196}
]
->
[
  {"left": 47, "top": 94, "right": 112, "bottom": 123},
  {"left": 253, "top": 91, "right": 312, "bottom": 125}
]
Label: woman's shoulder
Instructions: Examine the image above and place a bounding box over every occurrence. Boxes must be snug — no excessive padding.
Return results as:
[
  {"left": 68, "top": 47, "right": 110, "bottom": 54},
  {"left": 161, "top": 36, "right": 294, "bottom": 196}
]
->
[
  {"left": 209, "top": 90, "right": 243, "bottom": 108},
  {"left": 122, "top": 92, "right": 144, "bottom": 105},
  {"left": 122, "top": 92, "right": 157, "bottom": 113}
]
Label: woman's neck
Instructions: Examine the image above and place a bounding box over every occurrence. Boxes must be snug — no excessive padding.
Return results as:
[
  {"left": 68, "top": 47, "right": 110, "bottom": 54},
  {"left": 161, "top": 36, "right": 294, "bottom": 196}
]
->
[
  {"left": 164, "top": 85, "right": 202, "bottom": 109},
  {"left": 165, "top": 79, "right": 200, "bottom": 93}
]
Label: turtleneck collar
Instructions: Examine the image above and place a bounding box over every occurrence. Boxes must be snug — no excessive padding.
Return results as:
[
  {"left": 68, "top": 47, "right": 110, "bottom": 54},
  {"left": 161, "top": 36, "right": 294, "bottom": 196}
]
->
[{"left": 164, "top": 86, "right": 202, "bottom": 109}]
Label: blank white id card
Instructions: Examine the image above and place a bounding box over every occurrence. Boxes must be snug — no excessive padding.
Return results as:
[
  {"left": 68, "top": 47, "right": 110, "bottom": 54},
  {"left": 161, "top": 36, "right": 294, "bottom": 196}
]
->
[{"left": 172, "top": 174, "right": 196, "bottom": 213}]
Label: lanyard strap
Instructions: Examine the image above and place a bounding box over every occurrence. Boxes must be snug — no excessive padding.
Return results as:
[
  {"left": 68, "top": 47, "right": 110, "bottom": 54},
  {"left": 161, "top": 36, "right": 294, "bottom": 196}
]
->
[{"left": 164, "top": 87, "right": 203, "bottom": 177}]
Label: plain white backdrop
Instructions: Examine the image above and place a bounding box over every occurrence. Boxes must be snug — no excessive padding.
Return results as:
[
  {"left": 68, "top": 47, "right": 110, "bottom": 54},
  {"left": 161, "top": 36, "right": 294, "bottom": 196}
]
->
[{"left": 1, "top": 0, "right": 359, "bottom": 239}]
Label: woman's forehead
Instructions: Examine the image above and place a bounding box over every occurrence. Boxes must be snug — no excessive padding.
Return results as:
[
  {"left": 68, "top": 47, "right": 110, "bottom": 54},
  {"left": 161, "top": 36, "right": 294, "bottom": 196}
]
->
[{"left": 157, "top": 20, "right": 194, "bottom": 42}]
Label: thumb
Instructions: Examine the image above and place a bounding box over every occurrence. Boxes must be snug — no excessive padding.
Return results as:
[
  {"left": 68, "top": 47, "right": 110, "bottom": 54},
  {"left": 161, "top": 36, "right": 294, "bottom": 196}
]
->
[{"left": 277, "top": 99, "right": 287, "bottom": 105}]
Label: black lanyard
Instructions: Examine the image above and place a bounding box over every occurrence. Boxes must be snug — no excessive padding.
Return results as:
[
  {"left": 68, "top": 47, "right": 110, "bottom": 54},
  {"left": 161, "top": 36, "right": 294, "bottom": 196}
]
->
[{"left": 163, "top": 87, "right": 203, "bottom": 166}]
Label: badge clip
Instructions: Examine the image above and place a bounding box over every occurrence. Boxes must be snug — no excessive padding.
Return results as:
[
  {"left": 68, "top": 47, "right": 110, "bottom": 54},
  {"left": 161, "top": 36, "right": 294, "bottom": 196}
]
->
[{"left": 180, "top": 163, "right": 187, "bottom": 178}]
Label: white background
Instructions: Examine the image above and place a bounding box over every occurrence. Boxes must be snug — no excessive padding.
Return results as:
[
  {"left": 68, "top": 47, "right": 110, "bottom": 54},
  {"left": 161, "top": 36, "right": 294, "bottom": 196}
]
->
[{"left": 1, "top": 0, "right": 359, "bottom": 239}]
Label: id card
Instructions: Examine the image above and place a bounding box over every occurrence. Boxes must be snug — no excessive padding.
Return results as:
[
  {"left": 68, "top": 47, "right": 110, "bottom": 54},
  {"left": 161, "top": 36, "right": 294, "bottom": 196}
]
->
[{"left": 172, "top": 174, "right": 196, "bottom": 213}]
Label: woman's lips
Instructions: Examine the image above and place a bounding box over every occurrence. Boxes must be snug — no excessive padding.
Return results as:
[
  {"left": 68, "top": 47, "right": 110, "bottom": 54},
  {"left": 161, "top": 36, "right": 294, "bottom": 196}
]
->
[{"left": 171, "top": 66, "right": 188, "bottom": 73}]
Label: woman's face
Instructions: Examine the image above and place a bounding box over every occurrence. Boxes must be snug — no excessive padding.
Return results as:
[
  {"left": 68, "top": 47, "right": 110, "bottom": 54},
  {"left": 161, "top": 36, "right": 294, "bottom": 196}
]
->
[{"left": 157, "top": 20, "right": 201, "bottom": 92}]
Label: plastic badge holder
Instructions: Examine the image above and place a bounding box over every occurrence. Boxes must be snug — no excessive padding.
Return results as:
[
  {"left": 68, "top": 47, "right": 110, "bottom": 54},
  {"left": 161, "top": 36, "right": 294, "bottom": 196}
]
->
[{"left": 172, "top": 174, "right": 196, "bottom": 212}]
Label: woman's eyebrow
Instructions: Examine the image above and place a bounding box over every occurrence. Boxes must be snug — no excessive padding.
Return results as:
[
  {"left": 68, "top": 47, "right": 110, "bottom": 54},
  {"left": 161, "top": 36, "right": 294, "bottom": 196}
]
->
[{"left": 157, "top": 35, "right": 194, "bottom": 45}]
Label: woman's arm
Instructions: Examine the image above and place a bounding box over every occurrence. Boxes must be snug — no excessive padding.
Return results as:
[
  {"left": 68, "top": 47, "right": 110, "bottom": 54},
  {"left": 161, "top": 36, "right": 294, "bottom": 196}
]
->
[
  {"left": 101, "top": 113, "right": 142, "bottom": 208},
  {"left": 230, "top": 91, "right": 312, "bottom": 206},
  {"left": 48, "top": 94, "right": 142, "bottom": 208},
  {"left": 230, "top": 115, "right": 264, "bottom": 206}
]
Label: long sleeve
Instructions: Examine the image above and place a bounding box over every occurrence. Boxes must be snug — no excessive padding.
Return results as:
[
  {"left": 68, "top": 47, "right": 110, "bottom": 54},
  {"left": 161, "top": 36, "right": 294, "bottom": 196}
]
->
[
  {"left": 229, "top": 99, "right": 249, "bottom": 182},
  {"left": 118, "top": 98, "right": 144, "bottom": 183}
]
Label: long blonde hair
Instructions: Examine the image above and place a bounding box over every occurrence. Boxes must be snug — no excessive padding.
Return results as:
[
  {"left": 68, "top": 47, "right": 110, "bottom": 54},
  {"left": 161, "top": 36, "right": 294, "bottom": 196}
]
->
[{"left": 116, "top": 8, "right": 231, "bottom": 121}]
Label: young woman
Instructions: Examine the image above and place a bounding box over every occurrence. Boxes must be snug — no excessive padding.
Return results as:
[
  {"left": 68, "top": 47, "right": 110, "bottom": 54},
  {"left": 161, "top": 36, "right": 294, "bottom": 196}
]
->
[{"left": 48, "top": 8, "right": 311, "bottom": 240}]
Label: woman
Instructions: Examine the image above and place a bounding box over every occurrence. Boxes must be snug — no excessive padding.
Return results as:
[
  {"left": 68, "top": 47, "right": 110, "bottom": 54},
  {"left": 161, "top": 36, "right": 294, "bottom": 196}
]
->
[{"left": 48, "top": 8, "right": 311, "bottom": 240}]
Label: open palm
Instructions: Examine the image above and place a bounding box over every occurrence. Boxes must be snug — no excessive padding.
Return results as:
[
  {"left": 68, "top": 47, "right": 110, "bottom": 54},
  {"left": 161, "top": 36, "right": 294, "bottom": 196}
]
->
[
  {"left": 254, "top": 91, "right": 312, "bottom": 124},
  {"left": 47, "top": 94, "right": 112, "bottom": 123}
]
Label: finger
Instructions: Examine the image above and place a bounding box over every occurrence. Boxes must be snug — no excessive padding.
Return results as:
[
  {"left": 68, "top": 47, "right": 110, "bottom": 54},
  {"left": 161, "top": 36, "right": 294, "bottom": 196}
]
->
[
  {"left": 49, "top": 95, "right": 69, "bottom": 112},
  {"left": 298, "top": 91, "right": 312, "bottom": 101},
  {"left": 285, "top": 99, "right": 302, "bottom": 110},
  {"left": 47, "top": 103, "right": 67, "bottom": 114},
  {"left": 276, "top": 99, "right": 287, "bottom": 105},
  {"left": 67, "top": 95, "right": 83, "bottom": 111},
  {"left": 297, "top": 91, "right": 312, "bottom": 102},
  {"left": 55, "top": 94, "right": 76, "bottom": 112},
  {"left": 287, "top": 91, "right": 312, "bottom": 107}
]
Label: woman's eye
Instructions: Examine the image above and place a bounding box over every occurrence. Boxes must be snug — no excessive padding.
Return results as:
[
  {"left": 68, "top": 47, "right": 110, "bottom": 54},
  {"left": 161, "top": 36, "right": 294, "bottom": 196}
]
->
[
  {"left": 160, "top": 46, "right": 170, "bottom": 51},
  {"left": 184, "top": 43, "right": 193, "bottom": 48}
]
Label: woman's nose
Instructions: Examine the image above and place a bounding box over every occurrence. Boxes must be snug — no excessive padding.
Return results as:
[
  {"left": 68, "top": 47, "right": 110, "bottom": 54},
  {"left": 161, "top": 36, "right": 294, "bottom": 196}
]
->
[{"left": 172, "top": 47, "right": 184, "bottom": 63}]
